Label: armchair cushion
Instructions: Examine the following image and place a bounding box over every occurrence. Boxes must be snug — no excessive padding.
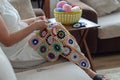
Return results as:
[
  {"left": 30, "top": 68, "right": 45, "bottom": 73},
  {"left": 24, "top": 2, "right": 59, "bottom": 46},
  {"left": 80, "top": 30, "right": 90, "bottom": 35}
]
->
[
  {"left": 81, "top": 0, "right": 120, "bottom": 17},
  {"left": 16, "top": 62, "right": 92, "bottom": 80},
  {"left": 10, "top": 0, "right": 36, "bottom": 19},
  {"left": 98, "top": 12, "right": 120, "bottom": 39}
]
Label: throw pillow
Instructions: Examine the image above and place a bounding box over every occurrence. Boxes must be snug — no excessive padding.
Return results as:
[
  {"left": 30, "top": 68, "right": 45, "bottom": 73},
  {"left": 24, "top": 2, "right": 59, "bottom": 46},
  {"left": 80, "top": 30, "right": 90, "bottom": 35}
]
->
[
  {"left": 81, "top": 0, "right": 120, "bottom": 16},
  {"left": 10, "top": 0, "right": 36, "bottom": 19},
  {"left": 117, "top": 0, "right": 120, "bottom": 11},
  {"left": 118, "top": 0, "right": 120, "bottom": 2}
]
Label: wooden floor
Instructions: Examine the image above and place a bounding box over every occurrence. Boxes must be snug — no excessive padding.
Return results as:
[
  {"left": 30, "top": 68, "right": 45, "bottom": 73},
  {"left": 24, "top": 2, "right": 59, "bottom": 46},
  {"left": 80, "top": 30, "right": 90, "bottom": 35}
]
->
[{"left": 92, "top": 52, "right": 120, "bottom": 70}]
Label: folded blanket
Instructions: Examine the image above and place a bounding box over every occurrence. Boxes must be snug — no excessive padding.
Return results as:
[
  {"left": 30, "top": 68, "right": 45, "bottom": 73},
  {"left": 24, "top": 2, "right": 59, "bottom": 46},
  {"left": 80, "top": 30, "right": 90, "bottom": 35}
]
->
[{"left": 29, "top": 22, "right": 90, "bottom": 69}]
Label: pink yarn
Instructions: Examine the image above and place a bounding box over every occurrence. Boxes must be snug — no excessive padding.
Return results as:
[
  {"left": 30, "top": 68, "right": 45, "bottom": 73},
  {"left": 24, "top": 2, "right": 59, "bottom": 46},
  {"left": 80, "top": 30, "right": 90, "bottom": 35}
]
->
[
  {"left": 62, "top": 4, "right": 72, "bottom": 12},
  {"left": 56, "top": 1, "right": 67, "bottom": 8},
  {"left": 72, "top": 4, "right": 78, "bottom": 7}
]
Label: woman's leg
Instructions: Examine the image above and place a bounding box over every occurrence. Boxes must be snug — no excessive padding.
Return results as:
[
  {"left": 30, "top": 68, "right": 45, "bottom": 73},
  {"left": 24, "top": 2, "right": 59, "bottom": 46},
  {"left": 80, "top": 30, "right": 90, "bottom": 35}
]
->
[{"left": 0, "top": 48, "right": 17, "bottom": 80}]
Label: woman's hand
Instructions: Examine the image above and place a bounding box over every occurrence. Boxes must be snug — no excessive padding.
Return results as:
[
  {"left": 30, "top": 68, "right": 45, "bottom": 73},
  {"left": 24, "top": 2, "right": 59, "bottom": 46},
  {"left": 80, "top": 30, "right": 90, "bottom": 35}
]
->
[
  {"left": 30, "top": 19, "right": 48, "bottom": 31},
  {"left": 36, "top": 16, "right": 47, "bottom": 21},
  {"left": 22, "top": 16, "right": 48, "bottom": 25}
]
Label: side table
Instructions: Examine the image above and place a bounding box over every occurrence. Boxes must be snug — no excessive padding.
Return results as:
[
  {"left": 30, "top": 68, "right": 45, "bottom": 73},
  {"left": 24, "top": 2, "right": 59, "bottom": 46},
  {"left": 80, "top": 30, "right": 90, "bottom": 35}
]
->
[{"left": 48, "top": 18, "right": 99, "bottom": 71}]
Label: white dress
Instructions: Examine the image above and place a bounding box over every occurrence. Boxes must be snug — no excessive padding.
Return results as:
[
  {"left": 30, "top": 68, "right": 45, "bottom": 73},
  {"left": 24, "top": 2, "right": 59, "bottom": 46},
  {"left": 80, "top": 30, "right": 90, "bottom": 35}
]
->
[{"left": 0, "top": 0, "right": 46, "bottom": 68}]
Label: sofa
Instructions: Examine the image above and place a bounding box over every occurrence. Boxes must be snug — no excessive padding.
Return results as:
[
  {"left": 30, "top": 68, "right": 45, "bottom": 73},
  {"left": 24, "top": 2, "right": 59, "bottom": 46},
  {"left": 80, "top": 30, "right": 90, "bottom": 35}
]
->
[{"left": 66, "top": 0, "right": 120, "bottom": 54}]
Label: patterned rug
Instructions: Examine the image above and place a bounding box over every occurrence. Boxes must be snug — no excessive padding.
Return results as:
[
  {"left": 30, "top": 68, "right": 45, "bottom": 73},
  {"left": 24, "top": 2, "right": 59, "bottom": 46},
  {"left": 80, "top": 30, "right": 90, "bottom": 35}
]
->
[{"left": 97, "top": 67, "right": 120, "bottom": 80}]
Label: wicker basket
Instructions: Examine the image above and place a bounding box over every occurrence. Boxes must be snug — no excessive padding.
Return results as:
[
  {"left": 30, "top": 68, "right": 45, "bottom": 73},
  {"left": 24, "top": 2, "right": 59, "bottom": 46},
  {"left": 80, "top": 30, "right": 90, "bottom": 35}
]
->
[{"left": 54, "top": 9, "right": 82, "bottom": 25}]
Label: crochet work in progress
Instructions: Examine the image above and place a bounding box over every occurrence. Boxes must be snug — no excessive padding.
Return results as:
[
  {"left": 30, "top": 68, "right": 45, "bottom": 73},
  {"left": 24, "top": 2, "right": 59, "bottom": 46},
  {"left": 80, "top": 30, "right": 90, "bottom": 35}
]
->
[{"left": 29, "top": 22, "right": 90, "bottom": 69}]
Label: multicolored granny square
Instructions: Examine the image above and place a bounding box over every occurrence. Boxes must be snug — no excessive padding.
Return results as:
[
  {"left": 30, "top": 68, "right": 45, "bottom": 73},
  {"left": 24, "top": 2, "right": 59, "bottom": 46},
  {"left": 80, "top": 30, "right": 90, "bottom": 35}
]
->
[{"left": 29, "top": 22, "right": 90, "bottom": 69}]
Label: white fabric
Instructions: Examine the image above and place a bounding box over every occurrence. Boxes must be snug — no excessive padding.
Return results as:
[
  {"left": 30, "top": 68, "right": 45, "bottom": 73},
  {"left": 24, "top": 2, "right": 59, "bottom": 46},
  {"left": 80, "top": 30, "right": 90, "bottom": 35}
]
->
[
  {"left": 0, "top": 0, "right": 45, "bottom": 68},
  {"left": 98, "top": 12, "right": 120, "bottom": 39},
  {"left": 81, "top": 0, "right": 120, "bottom": 16},
  {"left": 16, "top": 62, "right": 92, "bottom": 80},
  {"left": 0, "top": 47, "right": 17, "bottom": 80}
]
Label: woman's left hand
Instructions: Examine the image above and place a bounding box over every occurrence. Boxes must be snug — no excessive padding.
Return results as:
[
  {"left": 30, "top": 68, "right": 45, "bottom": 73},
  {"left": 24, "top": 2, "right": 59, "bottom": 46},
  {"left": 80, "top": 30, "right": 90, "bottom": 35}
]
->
[{"left": 36, "top": 16, "right": 48, "bottom": 22}]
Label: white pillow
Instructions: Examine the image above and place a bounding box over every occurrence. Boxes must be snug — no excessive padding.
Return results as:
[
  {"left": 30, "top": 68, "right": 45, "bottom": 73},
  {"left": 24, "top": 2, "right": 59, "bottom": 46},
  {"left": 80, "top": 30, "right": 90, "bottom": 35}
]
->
[
  {"left": 117, "top": 0, "right": 120, "bottom": 11},
  {"left": 81, "top": 0, "right": 120, "bottom": 16},
  {"left": 118, "top": 0, "right": 120, "bottom": 2}
]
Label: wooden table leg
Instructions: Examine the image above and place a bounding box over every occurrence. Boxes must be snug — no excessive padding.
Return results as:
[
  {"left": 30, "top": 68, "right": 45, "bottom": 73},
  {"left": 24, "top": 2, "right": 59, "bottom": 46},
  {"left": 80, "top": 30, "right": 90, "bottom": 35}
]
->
[
  {"left": 80, "top": 29, "right": 96, "bottom": 72},
  {"left": 44, "top": 0, "right": 50, "bottom": 18}
]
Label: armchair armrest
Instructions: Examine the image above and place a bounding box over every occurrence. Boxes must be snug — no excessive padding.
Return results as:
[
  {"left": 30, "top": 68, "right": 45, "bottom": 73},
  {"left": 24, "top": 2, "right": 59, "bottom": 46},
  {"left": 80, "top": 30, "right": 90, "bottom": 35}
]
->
[
  {"left": 33, "top": 8, "right": 45, "bottom": 17},
  {"left": 65, "top": 0, "right": 98, "bottom": 23}
]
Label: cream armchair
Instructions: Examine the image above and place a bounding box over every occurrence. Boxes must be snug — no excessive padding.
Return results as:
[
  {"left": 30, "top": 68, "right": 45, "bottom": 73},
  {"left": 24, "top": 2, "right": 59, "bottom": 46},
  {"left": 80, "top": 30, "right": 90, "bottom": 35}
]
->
[
  {"left": 10, "top": 0, "right": 45, "bottom": 19},
  {"left": 0, "top": 48, "right": 92, "bottom": 80}
]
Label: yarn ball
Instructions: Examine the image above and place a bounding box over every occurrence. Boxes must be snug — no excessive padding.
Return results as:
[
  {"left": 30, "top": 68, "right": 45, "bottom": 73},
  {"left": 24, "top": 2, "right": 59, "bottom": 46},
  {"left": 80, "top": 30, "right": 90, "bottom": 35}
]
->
[
  {"left": 56, "top": 1, "right": 67, "bottom": 8},
  {"left": 72, "top": 4, "right": 78, "bottom": 7},
  {"left": 56, "top": 8, "right": 64, "bottom": 12},
  {"left": 71, "top": 6, "right": 80, "bottom": 12},
  {"left": 62, "top": 4, "right": 72, "bottom": 12}
]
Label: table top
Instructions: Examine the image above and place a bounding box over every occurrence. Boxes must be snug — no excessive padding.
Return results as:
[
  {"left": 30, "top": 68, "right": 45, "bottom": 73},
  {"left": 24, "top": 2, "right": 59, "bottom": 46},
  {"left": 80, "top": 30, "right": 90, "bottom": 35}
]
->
[{"left": 48, "top": 18, "right": 99, "bottom": 31}]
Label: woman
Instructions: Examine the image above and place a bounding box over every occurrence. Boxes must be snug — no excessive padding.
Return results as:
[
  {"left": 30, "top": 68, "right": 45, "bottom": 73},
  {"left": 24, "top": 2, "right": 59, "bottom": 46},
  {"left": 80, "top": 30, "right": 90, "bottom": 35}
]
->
[{"left": 0, "top": 0, "right": 106, "bottom": 80}]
